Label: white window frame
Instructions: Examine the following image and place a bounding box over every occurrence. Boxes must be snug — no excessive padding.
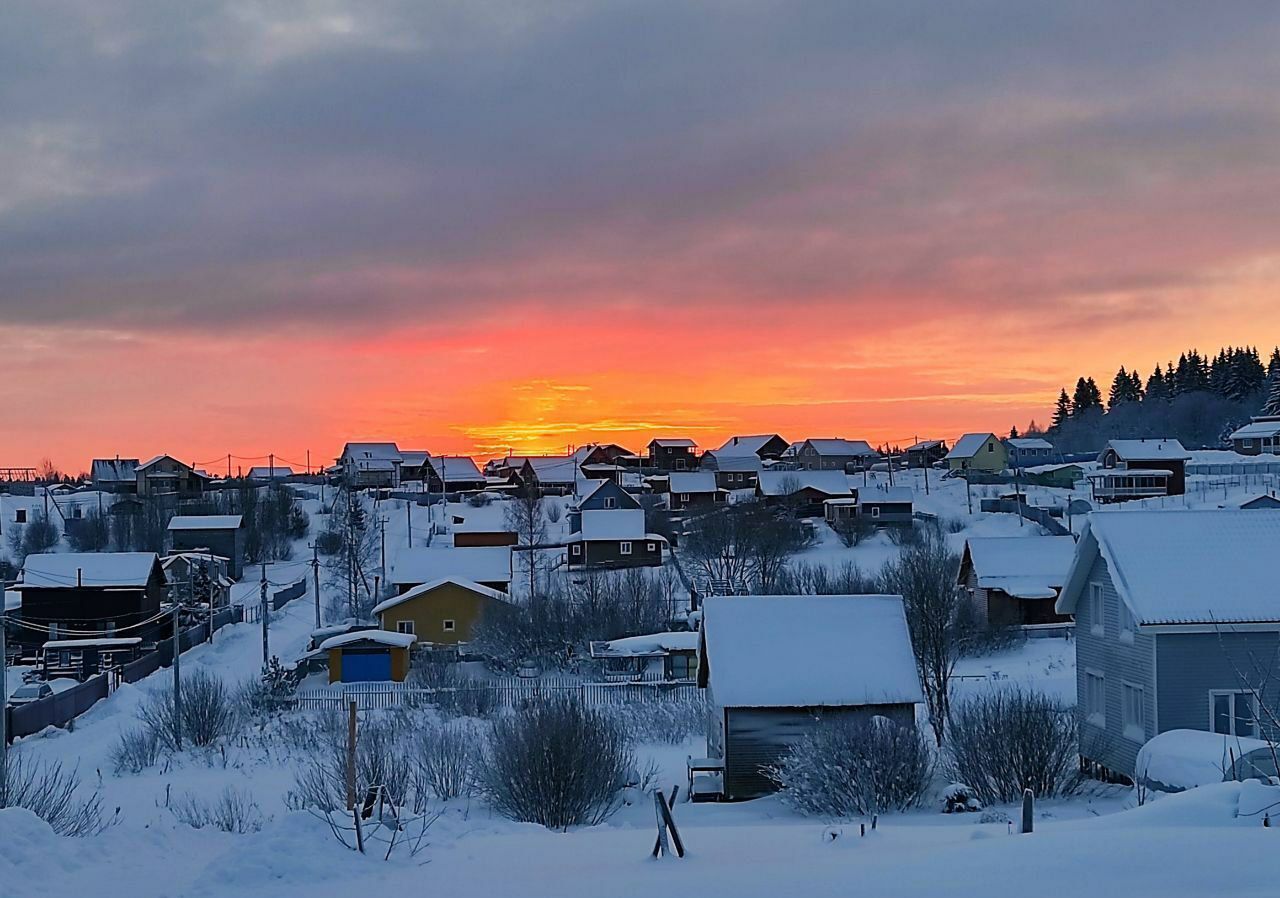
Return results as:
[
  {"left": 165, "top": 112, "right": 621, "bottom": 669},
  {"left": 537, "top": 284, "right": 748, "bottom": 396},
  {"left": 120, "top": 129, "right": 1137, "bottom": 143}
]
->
[
  {"left": 870, "top": 506, "right": 881, "bottom": 519},
  {"left": 647, "top": 542, "right": 656, "bottom": 552},
  {"left": 396, "top": 620, "right": 415, "bottom": 635},
  {"left": 1121, "top": 681, "right": 1145, "bottom": 742},
  {"left": 571, "top": 543, "right": 582, "bottom": 556},
  {"left": 603, "top": 497, "right": 617, "bottom": 509},
  {"left": 1089, "top": 583, "right": 1105, "bottom": 635},
  {"left": 681, "top": 493, "right": 690, "bottom": 502},
  {"left": 1209, "top": 689, "right": 1260, "bottom": 737},
  {"left": 1085, "top": 669, "right": 1106, "bottom": 727},
  {"left": 1118, "top": 601, "right": 1136, "bottom": 643},
  {"left": 620, "top": 541, "right": 633, "bottom": 555},
  {"left": 442, "top": 619, "right": 456, "bottom": 633}
]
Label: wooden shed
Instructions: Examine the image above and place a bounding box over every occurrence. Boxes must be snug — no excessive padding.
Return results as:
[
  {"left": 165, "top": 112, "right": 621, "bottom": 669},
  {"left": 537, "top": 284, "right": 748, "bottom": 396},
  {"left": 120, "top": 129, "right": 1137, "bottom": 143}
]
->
[
  {"left": 321, "top": 630, "right": 415, "bottom": 683},
  {"left": 697, "top": 594, "right": 924, "bottom": 801}
]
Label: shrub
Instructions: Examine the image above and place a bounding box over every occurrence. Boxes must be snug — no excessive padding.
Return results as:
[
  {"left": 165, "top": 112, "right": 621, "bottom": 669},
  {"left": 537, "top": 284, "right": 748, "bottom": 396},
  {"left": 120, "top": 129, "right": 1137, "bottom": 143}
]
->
[
  {"left": 479, "top": 699, "right": 634, "bottom": 829},
  {"left": 408, "top": 661, "right": 497, "bottom": 718},
  {"left": 315, "top": 529, "right": 344, "bottom": 555},
  {"left": 768, "top": 717, "right": 933, "bottom": 818},
  {"left": 604, "top": 696, "right": 706, "bottom": 744},
  {"left": 139, "top": 669, "right": 238, "bottom": 749},
  {"left": 171, "top": 787, "right": 265, "bottom": 833},
  {"left": 545, "top": 502, "right": 563, "bottom": 524},
  {"left": 466, "top": 492, "right": 495, "bottom": 507},
  {"left": 110, "top": 725, "right": 163, "bottom": 775},
  {"left": 413, "top": 723, "right": 479, "bottom": 803},
  {"left": 0, "top": 755, "right": 107, "bottom": 836},
  {"left": 946, "top": 688, "right": 1081, "bottom": 804}
]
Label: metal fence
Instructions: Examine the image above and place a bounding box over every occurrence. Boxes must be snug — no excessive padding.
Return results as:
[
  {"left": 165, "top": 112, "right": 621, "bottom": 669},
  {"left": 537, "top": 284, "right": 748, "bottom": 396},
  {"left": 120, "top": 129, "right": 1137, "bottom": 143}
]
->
[
  {"left": 289, "top": 677, "right": 701, "bottom": 712},
  {"left": 6, "top": 674, "right": 109, "bottom": 741}
]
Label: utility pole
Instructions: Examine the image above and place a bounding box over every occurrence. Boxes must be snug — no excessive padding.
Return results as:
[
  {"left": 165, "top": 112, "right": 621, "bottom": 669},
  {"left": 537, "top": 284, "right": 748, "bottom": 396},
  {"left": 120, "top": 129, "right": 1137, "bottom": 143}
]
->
[
  {"left": 260, "top": 560, "right": 269, "bottom": 665},
  {"left": 966, "top": 470, "right": 973, "bottom": 515},
  {"left": 269, "top": 453, "right": 275, "bottom": 482},
  {"left": 311, "top": 541, "right": 321, "bottom": 629},
  {"left": 406, "top": 499, "right": 412, "bottom": 548},
  {"left": 1, "top": 606, "right": 8, "bottom": 763},
  {"left": 379, "top": 515, "right": 386, "bottom": 580},
  {"left": 227, "top": 454, "right": 232, "bottom": 480},
  {"left": 172, "top": 603, "right": 182, "bottom": 750},
  {"left": 306, "top": 449, "right": 311, "bottom": 477}
]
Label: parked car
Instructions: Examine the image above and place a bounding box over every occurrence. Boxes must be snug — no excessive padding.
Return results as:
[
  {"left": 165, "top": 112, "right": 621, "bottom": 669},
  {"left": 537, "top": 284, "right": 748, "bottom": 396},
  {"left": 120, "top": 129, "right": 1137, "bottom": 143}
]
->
[{"left": 7, "top": 682, "right": 53, "bottom": 707}]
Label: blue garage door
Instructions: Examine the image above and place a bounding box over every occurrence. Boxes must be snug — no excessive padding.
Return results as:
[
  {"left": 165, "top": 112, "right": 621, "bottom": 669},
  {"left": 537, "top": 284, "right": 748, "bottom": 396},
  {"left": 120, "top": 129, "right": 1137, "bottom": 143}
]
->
[{"left": 342, "top": 650, "right": 391, "bottom": 682}]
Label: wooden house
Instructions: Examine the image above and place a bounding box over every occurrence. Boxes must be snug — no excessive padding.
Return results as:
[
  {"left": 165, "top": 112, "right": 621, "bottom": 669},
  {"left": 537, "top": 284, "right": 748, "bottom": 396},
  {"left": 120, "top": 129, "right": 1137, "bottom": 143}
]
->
[
  {"left": 795, "top": 438, "right": 878, "bottom": 472},
  {"left": 1024, "top": 463, "right": 1085, "bottom": 489},
  {"left": 135, "top": 455, "right": 210, "bottom": 499},
  {"left": 1005, "top": 437, "right": 1056, "bottom": 468},
  {"left": 700, "top": 453, "right": 763, "bottom": 490},
  {"left": 943, "top": 433, "right": 1007, "bottom": 473},
  {"left": 518, "top": 457, "right": 582, "bottom": 495},
  {"left": 388, "top": 546, "right": 512, "bottom": 593},
  {"left": 424, "top": 455, "right": 487, "bottom": 494},
  {"left": 958, "top": 536, "right": 1076, "bottom": 630},
  {"left": 905, "top": 440, "right": 948, "bottom": 469},
  {"left": 397, "top": 451, "right": 431, "bottom": 482},
  {"left": 1090, "top": 439, "right": 1189, "bottom": 502},
  {"left": 647, "top": 439, "right": 698, "bottom": 472},
  {"left": 338, "top": 442, "right": 403, "bottom": 488},
  {"left": 13, "top": 552, "right": 167, "bottom": 653},
  {"left": 857, "top": 486, "right": 914, "bottom": 524},
  {"left": 1239, "top": 494, "right": 1280, "bottom": 510},
  {"left": 90, "top": 458, "right": 139, "bottom": 494},
  {"left": 246, "top": 465, "right": 295, "bottom": 482},
  {"left": 697, "top": 594, "right": 925, "bottom": 800},
  {"left": 755, "top": 470, "right": 853, "bottom": 515},
  {"left": 372, "top": 576, "right": 508, "bottom": 645},
  {"left": 161, "top": 551, "right": 233, "bottom": 608},
  {"left": 588, "top": 631, "right": 700, "bottom": 681},
  {"left": 1056, "top": 509, "right": 1280, "bottom": 781},
  {"left": 321, "top": 630, "right": 415, "bottom": 683},
  {"left": 1228, "top": 416, "right": 1280, "bottom": 456},
  {"left": 667, "top": 472, "right": 725, "bottom": 512},
  {"left": 566, "top": 502, "right": 665, "bottom": 569},
  {"left": 167, "top": 514, "right": 246, "bottom": 579},
  {"left": 712, "top": 435, "right": 790, "bottom": 461}
]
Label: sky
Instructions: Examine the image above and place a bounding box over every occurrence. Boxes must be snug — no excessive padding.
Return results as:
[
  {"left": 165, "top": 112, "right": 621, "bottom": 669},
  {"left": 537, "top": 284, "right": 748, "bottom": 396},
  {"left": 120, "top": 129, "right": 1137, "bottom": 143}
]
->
[{"left": 4, "top": 2, "right": 1280, "bottom": 472}]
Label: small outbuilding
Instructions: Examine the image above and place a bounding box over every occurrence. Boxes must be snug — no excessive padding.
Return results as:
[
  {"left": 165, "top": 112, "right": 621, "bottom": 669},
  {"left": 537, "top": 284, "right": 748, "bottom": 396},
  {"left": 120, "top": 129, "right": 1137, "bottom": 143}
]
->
[
  {"left": 321, "top": 630, "right": 416, "bottom": 683},
  {"left": 167, "top": 515, "right": 246, "bottom": 579},
  {"left": 857, "top": 486, "right": 914, "bottom": 524}
]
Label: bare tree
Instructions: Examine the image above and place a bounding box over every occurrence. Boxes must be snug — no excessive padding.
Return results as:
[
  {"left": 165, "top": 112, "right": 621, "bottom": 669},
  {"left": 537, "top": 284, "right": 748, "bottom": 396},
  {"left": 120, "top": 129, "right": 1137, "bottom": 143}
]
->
[
  {"left": 505, "top": 486, "right": 548, "bottom": 600},
  {"left": 682, "top": 502, "right": 807, "bottom": 592},
  {"left": 323, "top": 490, "right": 378, "bottom": 619},
  {"left": 7, "top": 510, "right": 60, "bottom": 563}
]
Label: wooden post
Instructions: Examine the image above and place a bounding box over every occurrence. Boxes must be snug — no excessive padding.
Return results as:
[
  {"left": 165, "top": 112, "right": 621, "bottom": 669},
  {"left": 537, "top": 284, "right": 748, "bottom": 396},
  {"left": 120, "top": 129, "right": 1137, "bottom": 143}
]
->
[
  {"left": 652, "top": 791, "right": 670, "bottom": 858},
  {"left": 1021, "top": 788, "right": 1034, "bottom": 834},
  {"left": 346, "top": 700, "right": 357, "bottom": 811}
]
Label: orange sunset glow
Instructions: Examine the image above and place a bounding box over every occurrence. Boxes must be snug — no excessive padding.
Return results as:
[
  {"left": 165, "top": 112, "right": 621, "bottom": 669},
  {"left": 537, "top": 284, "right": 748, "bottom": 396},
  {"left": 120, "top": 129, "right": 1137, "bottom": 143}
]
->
[{"left": 3, "top": 5, "right": 1280, "bottom": 471}]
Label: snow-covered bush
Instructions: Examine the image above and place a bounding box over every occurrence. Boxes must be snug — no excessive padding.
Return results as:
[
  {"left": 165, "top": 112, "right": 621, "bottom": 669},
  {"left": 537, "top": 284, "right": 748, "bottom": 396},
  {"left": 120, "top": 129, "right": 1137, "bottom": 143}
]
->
[
  {"left": 941, "top": 783, "right": 983, "bottom": 813},
  {"left": 171, "top": 787, "right": 265, "bottom": 833},
  {"left": 413, "top": 722, "right": 479, "bottom": 803},
  {"left": 603, "top": 695, "right": 706, "bottom": 744},
  {"left": 407, "top": 661, "right": 497, "bottom": 718},
  {"left": 110, "top": 725, "right": 162, "bottom": 775},
  {"left": 768, "top": 716, "right": 934, "bottom": 818},
  {"left": 479, "top": 699, "right": 634, "bottom": 829},
  {"left": 0, "top": 754, "right": 107, "bottom": 836},
  {"left": 545, "top": 502, "right": 563, "bottom": 524},
  {"left": 140, "top": 668, "right": 239, "bottom": 749},
  {"left": 946, "top": 688, "right": 1081, "bottom": 804}
]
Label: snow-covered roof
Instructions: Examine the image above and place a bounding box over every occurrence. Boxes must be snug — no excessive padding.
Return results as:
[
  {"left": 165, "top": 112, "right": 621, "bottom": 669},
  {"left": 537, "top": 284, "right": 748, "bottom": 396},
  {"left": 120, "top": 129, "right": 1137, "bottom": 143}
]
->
[
  {"left": 524, "top": 457, "right": 580, "bottom": 484},
  {"left": 399, "top": 451, "right": 430, "bottom": 467},
  {"left": 963, "top": 536, "right": 1076, "bottom": 600},
  {"left": 1229, "top": 419, "right": 1280, "bottom": 440},
  {"left": 860, "top": 486, "right": 913, "bottom": 505},
  {"left": 907, "top": 439, "right": 945, "bottom": 451},
  {"left": 91, "top": 458, "right": 138, "bottom": 483},
  {"left": 703, "top": 453, "right": 764, "bottom": 472},
  {"left": 341, "top": 442, "right": 402, "bottom": 461},
  {"left": 319, "top": 629, "right": 417, "bottom": 651},
  {"left": 1101, "top": 439, "right": 1189, "bottom": 462},
  {"left": 3, "top": 589, "right": 19, "bottom": 611},
  {"left": 945, "top": 433, "right": 997, "bottom": 460},
  {"left": 167, "top": 515, "right": 243, "bottom": 531},
  {"left": 590, "top": 631, "right": 700, "bottom": 658},
  {"left": 247, "top": 466, "right": 294, "bottom": 479},
  {"left": 161, "top": 551, "right": 230, "bottom": 568},
  {"left": 803, "top": 438, "right": 876, "bottom": 456},
  {"left": 373, "top": 576, "right": 509, "bottom": 616},
  {"left": 756, "top": 470, "right": 853, "bottom": 497},
  {"left": 427, "top": 455, "right": 484, "bottom": 482},
  {"left": 1007, "top": 438, "right": 1054, "bottom": 450},
  {"left": 1023, "top": 462, "right": 1084, "bottom": 474},
  {"left": 714, "top": 435, "right": 782, "bottom": 455},
  {"left": 701, "top": 594, "right": 924, "bottom": 708},
  {"left": 1058, "top": 510, "right": 1280, "bottom": 625},
  {"left": 577, "top": 508, "right": 648, "bottom": 541},
  {"left": 18, "top": 552, "right": 159, "bottom": 589},
  {"left": 650, "top": 438, "right": 696, "bottom": 448},
  {"left": 137, "top": 454, "right": 205, "bottom": 474},
  {"left": 44, "top": 637, "right": 142, "bottom": 649},
  {"left": 669, "top": 472, "right": 718, "bottom": 494},
  {"left": 388, "top": 546, "right": 512, "bottom": 586}
]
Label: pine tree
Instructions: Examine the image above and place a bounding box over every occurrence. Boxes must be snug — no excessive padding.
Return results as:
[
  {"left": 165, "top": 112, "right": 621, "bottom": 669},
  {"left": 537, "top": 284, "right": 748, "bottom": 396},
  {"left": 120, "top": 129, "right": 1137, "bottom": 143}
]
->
[
  {"left": 1265, "top": 376, "right": 1280, "bottom": 416},
  {"left": 1130, "top": 369, "right": 1144, "bottom": 401},
  {"left": 1009, "top": 425, "right": 1020, "bottom": 439},
  {"left": 1052, "top": 389, "right": 1072, "bottom": 428},
  {"left": 1146, "top": 365, "right": 1168, "bottom": 402},
  {"left": 1108, "top": 366, "right": 1132, "bottom": 409}
]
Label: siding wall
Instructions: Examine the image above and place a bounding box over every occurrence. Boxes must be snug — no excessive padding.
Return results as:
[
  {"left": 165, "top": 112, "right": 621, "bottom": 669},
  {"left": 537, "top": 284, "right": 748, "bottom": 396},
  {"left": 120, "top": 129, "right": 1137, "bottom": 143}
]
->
[
  {"left": 1073, "top": 552, "right": 1157, "bottom": 779},
  {"left": 1156, "top": 631, "right": 1280, "bottom": 740}
]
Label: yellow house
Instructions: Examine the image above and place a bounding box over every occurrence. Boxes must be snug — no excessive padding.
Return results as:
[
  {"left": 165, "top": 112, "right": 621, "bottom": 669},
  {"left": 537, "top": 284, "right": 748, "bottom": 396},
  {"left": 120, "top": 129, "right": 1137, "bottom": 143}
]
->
[
  {"left": 944, "top": 433, "right": 1008, "bottom": 473},
  {"left": 371, "top": 576, "right": 508, "bottom": 645},
  {"left": 321, "top": 630, "right": 415, "bottom": 683}
]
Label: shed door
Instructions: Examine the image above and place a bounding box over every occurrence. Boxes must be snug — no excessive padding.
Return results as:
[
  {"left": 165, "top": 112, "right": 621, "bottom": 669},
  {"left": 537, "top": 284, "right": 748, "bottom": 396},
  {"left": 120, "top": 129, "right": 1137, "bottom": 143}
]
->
[{"left": 342, "top": 649, "right": 392, "bottom": 682}]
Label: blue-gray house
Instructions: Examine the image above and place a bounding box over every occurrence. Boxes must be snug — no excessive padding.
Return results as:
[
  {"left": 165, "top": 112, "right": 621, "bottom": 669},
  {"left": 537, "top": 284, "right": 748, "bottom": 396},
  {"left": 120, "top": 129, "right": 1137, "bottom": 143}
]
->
[{"left": 1056, "top": 509, "right": 1280, "bottom": 782}]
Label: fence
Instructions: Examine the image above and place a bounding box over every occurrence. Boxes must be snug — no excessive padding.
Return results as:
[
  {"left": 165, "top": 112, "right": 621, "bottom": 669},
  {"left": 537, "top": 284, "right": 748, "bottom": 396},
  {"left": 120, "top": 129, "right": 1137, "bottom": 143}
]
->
[
  {"left": 978, "top": 498, "right": 1072, "bottom": 536},
  {"left": 239, "top": 578, "right": 307, "bottom": 623},
  {"left": 289, "top": 677, "right": 701, "bottom": 712},
  {"left": 5, "top": 673, "right": 109, "bottom": 741}
]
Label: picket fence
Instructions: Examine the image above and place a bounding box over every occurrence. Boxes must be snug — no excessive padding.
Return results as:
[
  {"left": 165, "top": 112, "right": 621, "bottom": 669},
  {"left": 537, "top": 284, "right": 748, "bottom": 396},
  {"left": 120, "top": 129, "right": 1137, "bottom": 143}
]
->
[{"left": 289, "top": 677, "right": 700, "bottom": 712}]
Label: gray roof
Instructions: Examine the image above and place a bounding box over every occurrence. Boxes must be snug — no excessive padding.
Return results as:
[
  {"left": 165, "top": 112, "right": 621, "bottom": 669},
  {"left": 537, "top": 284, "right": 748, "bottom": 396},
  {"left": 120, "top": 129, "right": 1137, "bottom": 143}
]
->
[{"left": 945, "top": 433, "right": 998, "bottom": 460}]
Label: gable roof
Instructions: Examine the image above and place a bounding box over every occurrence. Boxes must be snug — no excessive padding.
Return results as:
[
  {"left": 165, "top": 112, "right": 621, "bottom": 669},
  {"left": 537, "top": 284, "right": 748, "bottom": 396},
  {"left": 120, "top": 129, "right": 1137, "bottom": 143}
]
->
[
  {"left": 340, "top": 443, "right": 403, "bottom": 470},
  {"left": 137, "top": 454, "right": 202, "bottom": 473},
  {"left": 649, "top": 438, "right": 696, "bottom": 448},
  {"left": 590, "top": 631, "right": 700, "bottom": 658},
  {"left": 576, "top": 479, "right": 640, "bottom": 509},
  {"left": 669, "top": 472, "right": 718, "bottom": 494},
  {"left": 1007, "top": 438, "right": 1054, "bottom": 450},
  {"left": 399, "top": 451, "right": 430, "bottom": 468},
  {"left": 1057, "top": 510, "right": 1280, "bottom": 625},
  {"left": 167, "top": 515, "right": 243, "bottom": 531},
  {"left": 962, "top": 536, "right": 1076, "bottom": 600},
  {"left": 907, "top": 439, "right": 945, "bottom": 451},
  {"left": 91, "top": 458, "right": 139, "bottom": 483},
  {"left": 945, "top": 433, "right": 998, "bottom": 460},
  {"left": 700, "top": 594, "right": 924, "bottom": 708},
  {"left": 802, "top": 438, "right": 876, "bottom": 456},
  {"left": 756, "top": 470, "right": 853, "bottom": 498},
  {"left": 319, "top": 629, "right": 417, "bottom": 651},
  {"left": 388, "top": 546, "right": 513, "bottom": 587},
  {"left": 1229, "top": 417, "right": 1280, "bottom": 440},
  {"left": 18, "top": 552, "right": 160, "bottom": 590},
  {"left": 372, "top": 576, "right": 509, "bottom": 616},
  {"left": 574, "top": 508, "right": 651, "bottom": 541},
  {"left": 1100, "top": 439, "right": 1189, "bottom": 462},
  {"left": 523, "top": 457, "right": 580, "bottom": 484},
  {"left": 714, "top": 435, "right": 785, "bottom": 456},
  {"left": 427, "top": 455, "right": 484, "bottom": 482},
  {"left": 702, "top": 453, "right": 764, "bottom": 472},
  {"left": 860, "top": 486, "right": 914, "bottom": 505},
  {"left": 247, "top": 466, "right": 294, "bottom": 479}
]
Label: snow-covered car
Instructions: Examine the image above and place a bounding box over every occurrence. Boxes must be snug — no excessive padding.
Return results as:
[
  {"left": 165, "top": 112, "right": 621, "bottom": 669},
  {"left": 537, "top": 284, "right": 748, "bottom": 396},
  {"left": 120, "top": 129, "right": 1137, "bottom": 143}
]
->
[
  {"left": 1136, "top": 729, "right": 1279, "bottom": 793},
  {"left": 7, "top": 682, "right": 53, "bottom": 707}
]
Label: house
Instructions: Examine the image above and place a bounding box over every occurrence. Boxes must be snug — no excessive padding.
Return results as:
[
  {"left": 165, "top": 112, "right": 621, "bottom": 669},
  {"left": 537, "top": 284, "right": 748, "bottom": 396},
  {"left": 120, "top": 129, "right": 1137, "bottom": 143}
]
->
[
  {"left": 1091, "top": 438, "right": 1190, "bottom": 501},
  {"left": 572, "top": 479, "right": 640, "bottom": 515},
  {"left": 424, "top": 456, "right": 487, "bottom": 494},
  {"left": 712, "top": 435, "right": 790, "bottom": 461},
  {"left": 388, "top": 546, "right": 513, "bottom": 593},
  {"left": 321, "top": 630, "right": 415, "bottom": 683},
  {"left": 246, "top": 465, "right": 294, "bottom": 482},
  {"left": 1024, "top": 463, "right": 1086, "bottom": 489},
  {"left": 41, "top": 636, "right": 145, "bottom": 681},
  {"left": 943, "top": 433, "right": 1008, "bottom": 473},
  {"left": 697, "top": 594, "right": 925, "bottom": 800},
  {"left": 857, "top": 486, "right": 914, "bottom": 524},
  {"left": 371, "top": 576, "right": 508, "bottom": 646},
  {"left": 518, "top": 457, "right": 582, "bottom": 495},
  {"left": 338, "top": 442, "right": 403, "bottom": 488},
  {"left": 1238, "top": 494, "right": 1280, "bottom": 510},
  {"left": 755, "top": 470, "right": 853, "bottom": 515},
  {"left": 13, "top": 552, "right": 168, "bottom": 653},
  {"left": 958, "top": 536, "right": 1076, "bottom": 629},
  {"left": 647, "top": 439, "right": 698, "bottom": 472},
  {"left": 167, "top": 514, "right": 246, "bottom": 579},
  {"left": 90, "top": 458, "right": 139, "bottom": 493},
  {"left": 572, "top": 443, "right": 638, "bottom": 468},
  {"left": 397, "top": 451, "right": 431, "bottom": 482},
  {"left": 161, "top": 551, "right": 234, "bottom": 608},
  {"left": 667, "top": 472, "right": 724, "bottom": 512},
  {"left": 822, "top": 497, "right": 860, "bottom": 525},
  {"left": 136, "top": 455, "right": 210, "bottom": 498},
  {"left": 452, "top": 517, "right": 519, "bottom": 548},
  {"left": 905, "top": 440, "right": 948, "bottom": 469},
  {"left": 794, "top": 438, "right": 878, "bottom": 472},
  {"left": 1055, "top": 510, "right": 1280, "bottom": 781},
  {"left": 566, "top": 506, "right": 666, "bottom": 569},
  {"left": 588, "top": 631, "right": 700, "bottom": 681},
  {"left": 701, "top": 453, "right": 763, "bottom": 491},
  {"left": 1005, "top": 437, "right": 1056, "bottom": 468},
  {"left": 1228, "top": 416, "right": 1280, "bottom": 456}
]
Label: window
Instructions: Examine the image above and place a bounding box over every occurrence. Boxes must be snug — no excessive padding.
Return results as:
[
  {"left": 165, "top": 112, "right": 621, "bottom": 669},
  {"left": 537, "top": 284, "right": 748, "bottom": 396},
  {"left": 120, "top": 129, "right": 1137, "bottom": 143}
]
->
[
  {"left": 104, "top": 621, "right": 117, "bottom": 637},
  {"left": 396, "top": 621, "right": 415, "bottom": 635},
  {"left": 987, "top": 443, "right": 994, "bottom": 452},
  {"left": 1211, "top": 690, "right": 1259, "bottom": 737},
  {"left": 1119, "top": 602, "right": 1136, "bottom": 642},
  {"left": 1085, "top": 670, "right": 1106, "bottom": 725},
  {"left": 571, "top": 543, "right": 582, "bottom": 556},
  {"left": 15, "top": 509, "right": 26, "bottom": 523},
  {"left": 870, "top": 506, "right": 881, "bottom": 519},
  {"left": 667, "top": 654, "right": 697, "bottom": 681},
  {"left": 647, "top": 542, "right": 657, "bottom": 552},
  {"left": 1122, "top": 682, "right": 1145, "bottom": 741},
  {"left": 603, "top": 497, "right": 617, "bottom": 509},
  {"left": 1089, "top": 583, "right": 1105, "bottom": 634},
  {"left": 442, "top": 620, "right": 456, "bottom": 633},
  {"left": 681, "top": 493, "right": 690, "bottom": 502},
  {"left": 620, "top": 541, "right": 633, "bottom": 555}
]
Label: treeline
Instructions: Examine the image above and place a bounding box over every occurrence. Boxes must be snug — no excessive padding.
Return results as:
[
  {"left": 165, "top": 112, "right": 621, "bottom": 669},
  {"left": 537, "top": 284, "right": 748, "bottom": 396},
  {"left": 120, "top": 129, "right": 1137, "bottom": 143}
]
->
[{"left": 1038, "top": 346, "right": 1280, "bottom": 454}]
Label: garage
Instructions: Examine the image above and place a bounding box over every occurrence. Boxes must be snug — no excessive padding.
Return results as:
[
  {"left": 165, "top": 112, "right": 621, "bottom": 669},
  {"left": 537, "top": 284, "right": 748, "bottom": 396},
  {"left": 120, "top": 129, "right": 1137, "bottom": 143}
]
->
[{"left": 320, "top": 630, "right": 416, "bottom": 684}]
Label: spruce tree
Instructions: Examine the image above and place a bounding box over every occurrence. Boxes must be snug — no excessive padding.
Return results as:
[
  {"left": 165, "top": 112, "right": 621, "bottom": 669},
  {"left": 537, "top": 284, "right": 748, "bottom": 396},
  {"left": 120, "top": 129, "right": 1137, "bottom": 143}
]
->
[{"left": 1052, "top": 389, "right": 1072, "bottom": 428}]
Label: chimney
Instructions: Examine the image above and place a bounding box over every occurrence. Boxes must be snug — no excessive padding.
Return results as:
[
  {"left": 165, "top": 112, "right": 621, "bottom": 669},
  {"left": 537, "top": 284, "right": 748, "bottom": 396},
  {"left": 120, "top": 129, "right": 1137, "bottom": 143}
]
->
[{"left": 76, "top": 568, "right": 82, "bottom": 587}]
